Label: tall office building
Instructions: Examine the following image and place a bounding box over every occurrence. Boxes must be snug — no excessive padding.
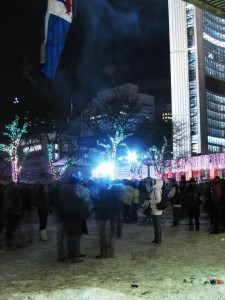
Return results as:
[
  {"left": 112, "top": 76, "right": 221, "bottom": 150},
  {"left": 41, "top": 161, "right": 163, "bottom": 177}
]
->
[{"left": 168, "top": 0, "right": 225, "bottom": 158}]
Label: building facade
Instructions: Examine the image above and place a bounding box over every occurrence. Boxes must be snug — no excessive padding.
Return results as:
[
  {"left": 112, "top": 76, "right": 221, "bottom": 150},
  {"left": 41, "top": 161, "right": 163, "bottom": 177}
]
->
[{"left": 168, "top": 0, "right": 225, "bottom": 158}]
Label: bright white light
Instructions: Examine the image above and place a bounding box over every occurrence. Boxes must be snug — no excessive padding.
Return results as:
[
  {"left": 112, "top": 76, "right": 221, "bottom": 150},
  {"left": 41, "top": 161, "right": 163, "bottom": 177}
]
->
[
  {"left": 126, "top": 151, "right": 137, "bottom": 163},
  {"left": 23, "top": 144, "right": 42, "bottom": 153},
  {"left": 92, "top": 161, "right": 115, "bottom": 179}
]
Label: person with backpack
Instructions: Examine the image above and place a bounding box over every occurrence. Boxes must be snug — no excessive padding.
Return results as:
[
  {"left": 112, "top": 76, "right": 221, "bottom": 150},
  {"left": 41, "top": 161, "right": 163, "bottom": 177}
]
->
[
  {"left": 149, "top": 179, "right": 163, "bottom": 244},
  {"left": 167, "top": 178, "right": 181, "bottom": 227}
]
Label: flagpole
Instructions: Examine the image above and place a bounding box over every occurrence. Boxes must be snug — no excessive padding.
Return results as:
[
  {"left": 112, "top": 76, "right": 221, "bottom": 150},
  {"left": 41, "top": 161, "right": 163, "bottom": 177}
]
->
[{"left": 74, "top": 0, "right": 77, "bottom": 17}]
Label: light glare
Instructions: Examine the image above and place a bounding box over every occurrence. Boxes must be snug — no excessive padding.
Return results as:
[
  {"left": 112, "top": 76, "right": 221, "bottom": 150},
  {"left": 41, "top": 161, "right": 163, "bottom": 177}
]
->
[{"left": 92, "top": 161, "right": 115, "bottom": 179}]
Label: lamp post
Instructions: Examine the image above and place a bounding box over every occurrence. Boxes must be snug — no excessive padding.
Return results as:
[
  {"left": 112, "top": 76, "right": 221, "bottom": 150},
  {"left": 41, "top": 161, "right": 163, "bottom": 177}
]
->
[{"left": 142, "top": 158, "right": 151, "bottom": 179}]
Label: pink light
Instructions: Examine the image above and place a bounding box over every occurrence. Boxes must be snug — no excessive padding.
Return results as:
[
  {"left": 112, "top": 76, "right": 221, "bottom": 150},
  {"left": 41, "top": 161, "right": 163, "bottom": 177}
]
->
[{"left": 163, "top": 153, "right": 225, "bottom": 180}]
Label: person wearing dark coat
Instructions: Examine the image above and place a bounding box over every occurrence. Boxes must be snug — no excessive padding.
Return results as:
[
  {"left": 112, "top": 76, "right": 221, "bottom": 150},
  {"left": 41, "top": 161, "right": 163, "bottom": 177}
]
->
[
  {"left": 0, "top": 183, "right": 5, "bottom": 234},
  {"left": 167, "top": 179, "right": 181, "bottom": 227},
  {"left": 186, "top": 178, "right": 201, "bottom": 231},
  {"left": 37, "top": 184, "right": 52, "bottom": 241},
  {"left": 95, "top": 182, "right": 123, "bottom": 259},
  {"left": 3, "top": 182, "right": 23, "bottom": 248},
  {"left": 53, "top": 182, "right": 67, "bottom": 261},
  {"left": 57, "top": 177, "right": 85, "bottom": 263},
  {"left": 20, "top": 184, "right": 33, "bottom": 218},
  {"left": 205, "top": 181, "right": 214, "bottom": 232},
  {"left": 210, "top": 176, "right": 223, "bottom": 234},
  {"left": 220, "top": 179, "right": 225, "bottom": 231},
  {"left": 108, "top": 183, "right": 123, "bottom": 240},
  {"left": 179, "top": 175, "right": 187, "bottom": 214}
]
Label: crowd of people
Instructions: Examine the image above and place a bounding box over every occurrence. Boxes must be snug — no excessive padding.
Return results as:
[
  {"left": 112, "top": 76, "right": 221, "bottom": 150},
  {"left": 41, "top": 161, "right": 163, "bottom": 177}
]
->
[{"left": 0, "top": 175, "right": 225, "bottom": 262}]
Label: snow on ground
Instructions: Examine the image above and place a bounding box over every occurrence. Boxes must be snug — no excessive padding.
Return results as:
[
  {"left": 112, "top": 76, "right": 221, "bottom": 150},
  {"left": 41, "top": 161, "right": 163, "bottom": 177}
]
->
[
  {"left": 1, "top": 210, "right": 225, "bottom": 300},
  {"left": 5, "top": 285, "right": 225, "bottom": 300}
]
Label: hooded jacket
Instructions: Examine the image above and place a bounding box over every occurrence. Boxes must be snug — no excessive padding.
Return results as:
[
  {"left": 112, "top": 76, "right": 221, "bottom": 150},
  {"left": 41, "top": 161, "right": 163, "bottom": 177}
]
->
[{"left": 149, "top": 179, "right": 163, "bottom": 216}]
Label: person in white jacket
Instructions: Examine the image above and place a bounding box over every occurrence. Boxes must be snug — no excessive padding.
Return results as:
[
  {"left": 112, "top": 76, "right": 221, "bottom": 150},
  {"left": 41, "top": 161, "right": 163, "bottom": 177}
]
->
[{"left": 149, "top": 179, "right": 163, "bottom": 244}]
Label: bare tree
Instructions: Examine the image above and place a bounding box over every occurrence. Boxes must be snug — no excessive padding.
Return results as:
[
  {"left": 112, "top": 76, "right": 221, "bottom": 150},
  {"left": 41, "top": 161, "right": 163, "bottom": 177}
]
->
[
  {"left": 83, "top": 90, "right": 142, "bottom": 136},
  {"left": 172, "top": 119, "right": 190, "bottom": 159},
  {"left": 81, "top": 90, "right": 142, "bottom": 163}
]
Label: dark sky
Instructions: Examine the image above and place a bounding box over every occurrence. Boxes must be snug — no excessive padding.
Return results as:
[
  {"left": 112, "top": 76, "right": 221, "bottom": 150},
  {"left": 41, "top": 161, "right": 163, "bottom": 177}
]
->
[{"left": 0, "top": 0, "right": 170, "bottom": 111}]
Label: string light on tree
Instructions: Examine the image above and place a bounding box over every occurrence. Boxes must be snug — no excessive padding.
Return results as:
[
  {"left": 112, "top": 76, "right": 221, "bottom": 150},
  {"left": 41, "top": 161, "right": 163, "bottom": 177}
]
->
[
  {"left": 57, "top": 157, "right": 74, "bottom": 179},
  {"left": 47, "top": 143, "right": 58, "bottom": 180},
  {"left": 97, "top": 127, "right": 132, "bottom": 163},
  {"left": 142, "top": 137, "right": 168, "bottom": 177},
  {"left": 0, "top": 115, "right": 28, "bottom": 182},
  {"left": 47, "top": 144, "right": 73, "bottom": 180},
  {"left": 96, "top": 127, "right": 133, "bottom": 179}
]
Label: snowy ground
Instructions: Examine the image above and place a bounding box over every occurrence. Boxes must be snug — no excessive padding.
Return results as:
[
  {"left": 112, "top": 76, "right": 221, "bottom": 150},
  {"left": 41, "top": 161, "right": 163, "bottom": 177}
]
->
[{"left": 1, "top": 209, "right": 225, "bottom": 300}]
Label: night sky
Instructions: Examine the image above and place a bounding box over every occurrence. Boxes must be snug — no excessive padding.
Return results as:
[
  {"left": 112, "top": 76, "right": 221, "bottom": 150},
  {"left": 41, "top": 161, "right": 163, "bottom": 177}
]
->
[{"left": 0, "top": 0, "right": 170, "bottom": 112}]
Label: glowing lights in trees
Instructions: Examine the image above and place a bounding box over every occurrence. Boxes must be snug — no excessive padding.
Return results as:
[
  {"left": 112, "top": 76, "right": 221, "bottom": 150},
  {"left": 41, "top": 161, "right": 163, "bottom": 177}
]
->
[
  {"left": 97, "top": 127, "right": 132, "bottom": 163},
  {"left": 96, "top": 127, "right": 135, "bottom": 179},
  {"left": 141, "top": 137, "right": 168, "bottom": 176},
  {"left": 58, "top": 158, "right": 71, "bottom": 177},
  {"left": 47, "top": 144, "right": 73, "bottom": 180},
  {"left": 0, "top": 116, "right": 28, "bottom": 182},
  {"left": 47, "top": 144, "right": 57, "bottom": 180}
]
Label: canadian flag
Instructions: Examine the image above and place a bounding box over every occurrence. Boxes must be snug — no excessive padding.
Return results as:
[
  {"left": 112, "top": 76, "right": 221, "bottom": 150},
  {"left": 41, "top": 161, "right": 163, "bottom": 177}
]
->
[{"left": 41, "top": 0, "right": 73, "bottom": 80}]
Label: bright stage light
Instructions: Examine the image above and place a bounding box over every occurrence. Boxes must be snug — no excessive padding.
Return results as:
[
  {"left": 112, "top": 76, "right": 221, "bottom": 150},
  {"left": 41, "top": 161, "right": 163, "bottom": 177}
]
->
[
  {"left": 92, "top": 161, "right": 115, "bottom": 179},
  {"left": 126, "top": 151, "right": 137, "bottom": 163}
]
